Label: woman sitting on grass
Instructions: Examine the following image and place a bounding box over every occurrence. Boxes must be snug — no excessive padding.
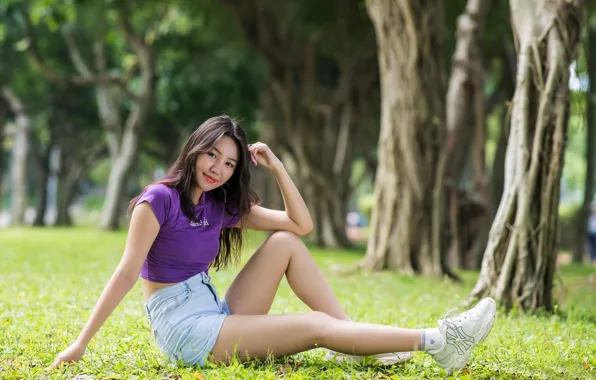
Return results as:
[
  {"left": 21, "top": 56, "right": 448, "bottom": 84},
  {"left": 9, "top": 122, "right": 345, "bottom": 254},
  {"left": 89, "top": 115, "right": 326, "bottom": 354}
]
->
[{"left": 49, "top": 115, "right": 496, "bottom": 374}]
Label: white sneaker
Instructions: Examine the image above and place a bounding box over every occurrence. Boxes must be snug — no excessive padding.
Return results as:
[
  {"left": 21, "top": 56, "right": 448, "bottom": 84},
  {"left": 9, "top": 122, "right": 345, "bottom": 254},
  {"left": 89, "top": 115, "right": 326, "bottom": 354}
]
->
[
  {"left": 324, "top": 349, "right": 413, "bottom": 365},
  {"left": 428, "top": 297, "right": 497, "bottom": 373}
]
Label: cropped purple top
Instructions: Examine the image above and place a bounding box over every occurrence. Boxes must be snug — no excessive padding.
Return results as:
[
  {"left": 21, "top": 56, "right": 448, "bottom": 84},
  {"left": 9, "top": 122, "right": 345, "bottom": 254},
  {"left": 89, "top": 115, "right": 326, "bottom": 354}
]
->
[{"left": 135, "top": 184, "right": 242, "bottom": 283}]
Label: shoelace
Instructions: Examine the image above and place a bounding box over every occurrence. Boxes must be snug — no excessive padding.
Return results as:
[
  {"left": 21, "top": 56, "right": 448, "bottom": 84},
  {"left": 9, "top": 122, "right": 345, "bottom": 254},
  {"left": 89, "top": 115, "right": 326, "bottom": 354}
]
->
[
  {"left": 442, "top": 307, "right": 473, "bottom": 323},
  {"left": 443, "top": 308, "right": 458, "bottom": 320}
]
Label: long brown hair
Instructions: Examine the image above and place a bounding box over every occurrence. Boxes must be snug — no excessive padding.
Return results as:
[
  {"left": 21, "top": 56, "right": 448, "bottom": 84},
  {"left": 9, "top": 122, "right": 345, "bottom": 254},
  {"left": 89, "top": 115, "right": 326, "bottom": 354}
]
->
[{"left": 129, "top": 115, "right": 259, "bottom": 270}]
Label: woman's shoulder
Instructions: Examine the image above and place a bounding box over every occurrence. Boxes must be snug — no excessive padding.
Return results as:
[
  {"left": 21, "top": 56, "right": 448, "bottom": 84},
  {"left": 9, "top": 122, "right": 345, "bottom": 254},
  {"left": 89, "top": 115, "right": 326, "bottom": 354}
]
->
[
  {"left": 145, "top": 183, "right": 178, "bottom": 197},
  {"left": 138, "top": 183, "right": 180, "bottom": 207}
]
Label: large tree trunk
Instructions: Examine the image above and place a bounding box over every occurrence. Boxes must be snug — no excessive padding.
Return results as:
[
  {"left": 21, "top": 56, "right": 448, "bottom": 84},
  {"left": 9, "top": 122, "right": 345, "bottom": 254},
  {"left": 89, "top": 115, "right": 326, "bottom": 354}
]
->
[
  {"left": 446, "top": 0, "right": 491, "bottom": 188},
  {"left": 572, "top": 20, "right": 596, "bottom": 263},
  {"left": 469, "top": 0, "right": 585, "bottom": 311},
  {"left": 2, "top": 88, "right": 30, "bottom": 225},
  {"left": 362, "top": 0, "right": 451, "bottom": 276},
  {"left": 445, "top": 0, "right": 492, "bottom": 269}
]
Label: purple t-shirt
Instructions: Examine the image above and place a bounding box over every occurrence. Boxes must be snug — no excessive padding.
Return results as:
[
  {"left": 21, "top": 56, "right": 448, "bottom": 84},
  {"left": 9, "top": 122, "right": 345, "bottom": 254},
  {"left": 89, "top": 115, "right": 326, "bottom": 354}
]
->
[{"left": 135, "top": 184, "right": 242, "bottom": 283}]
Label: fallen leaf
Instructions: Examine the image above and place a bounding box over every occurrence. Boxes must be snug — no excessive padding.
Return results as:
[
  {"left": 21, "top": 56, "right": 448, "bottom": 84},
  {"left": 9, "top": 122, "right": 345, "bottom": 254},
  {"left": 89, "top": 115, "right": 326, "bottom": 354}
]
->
[{"left": 193, "top": 373, "right": 205, "bottom": 379}]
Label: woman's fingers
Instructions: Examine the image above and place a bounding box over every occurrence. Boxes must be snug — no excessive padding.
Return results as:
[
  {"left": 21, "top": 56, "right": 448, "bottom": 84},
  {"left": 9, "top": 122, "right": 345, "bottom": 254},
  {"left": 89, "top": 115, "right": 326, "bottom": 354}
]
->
[
  {"left": 46, "top": 358, "right": 62, "bottom": 370},
  {"left": 248, "top": 142, "right": 275, "bottom": 167}
]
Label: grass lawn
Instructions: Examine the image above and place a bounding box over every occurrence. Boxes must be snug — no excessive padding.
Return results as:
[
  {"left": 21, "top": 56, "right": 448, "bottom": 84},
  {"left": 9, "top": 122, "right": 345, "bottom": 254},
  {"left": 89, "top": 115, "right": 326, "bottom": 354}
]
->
[{"left": 1, "top": 228, "right": 595, "bottom": 379}]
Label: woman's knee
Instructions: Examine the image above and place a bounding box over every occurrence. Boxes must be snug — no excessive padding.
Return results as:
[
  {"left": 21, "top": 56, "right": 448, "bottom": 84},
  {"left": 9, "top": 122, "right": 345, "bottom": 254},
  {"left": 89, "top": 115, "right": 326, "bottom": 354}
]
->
[
  {"left": 266, "top": 231, "right": 305, "bottom": 250},
  {"left": 303, "top": 311, "right": 335, "bottom": 342}
]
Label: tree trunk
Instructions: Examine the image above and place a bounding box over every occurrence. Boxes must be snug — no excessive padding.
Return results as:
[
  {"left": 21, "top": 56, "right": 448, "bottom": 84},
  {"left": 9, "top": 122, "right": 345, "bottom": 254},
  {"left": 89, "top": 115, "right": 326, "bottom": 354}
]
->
[
  {"left": 32, "top": 151, "right": 50, "bottom": 226},
  {"left": 97, "top": 12, "right": 156, "bottom": 230},
  {"left": 255, "top": 90, "right": 284, "bottom": 211},
  {"left": 572, "top": 20, "right": 596, "bottom": 263},
  {"left": 99, "top": 122, "right": 145, "bottom": 230},
  {"left": 55, "top": 159, "right": 83, "bottom": 227},
  {"left": 362, "top": 0, "right": 450, "bottom": 276},
  {"left": 54, "top": 140, "right": 104, "bottom": 226},
  {"left": 469, "top": 0, "right": 585, "bottom": 311},
  {"left": 445, "top": 0, "right": 492, "bottom": 269},
  {"left": 2, "top": 87, "right": 30, "bottom": 225},
  {"left": 446, "top": 0, "right": 491, "bottom": 187},
  {"left": 0, "top": 99, "right": 8, "bottom": 204}
]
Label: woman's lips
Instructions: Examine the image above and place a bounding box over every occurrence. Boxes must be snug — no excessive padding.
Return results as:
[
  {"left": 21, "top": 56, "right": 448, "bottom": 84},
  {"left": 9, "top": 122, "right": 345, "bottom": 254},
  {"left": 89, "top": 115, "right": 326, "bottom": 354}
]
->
[{"left": 203, "top": 174, "right": 217, "bottom": 184}]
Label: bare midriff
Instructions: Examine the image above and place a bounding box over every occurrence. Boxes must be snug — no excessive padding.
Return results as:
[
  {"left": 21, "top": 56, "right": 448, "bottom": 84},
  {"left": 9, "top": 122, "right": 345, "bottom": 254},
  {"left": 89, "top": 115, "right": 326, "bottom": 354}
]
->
[{"left": 140, "top": 278, "right": 178, "bottom": 301}]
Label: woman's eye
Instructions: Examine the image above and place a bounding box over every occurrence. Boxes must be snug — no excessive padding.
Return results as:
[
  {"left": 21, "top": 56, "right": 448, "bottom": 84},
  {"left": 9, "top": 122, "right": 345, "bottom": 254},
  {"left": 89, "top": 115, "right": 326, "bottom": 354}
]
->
[
  {"left": 226, "top": 162, "right": 234, "bottom": 168},
  {"left": 208, "top": 152, "right": 216, "bottom": 158}
]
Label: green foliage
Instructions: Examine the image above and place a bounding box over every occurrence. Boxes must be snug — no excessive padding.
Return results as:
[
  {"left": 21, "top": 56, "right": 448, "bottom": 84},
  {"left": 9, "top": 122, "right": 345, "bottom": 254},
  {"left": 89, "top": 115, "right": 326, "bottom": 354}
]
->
[
  {"left": 1, "top": 228, "right": 595, "bottom": 379},
  {"left": 358, "top": 193, "right": 375, "bottom": 222}
]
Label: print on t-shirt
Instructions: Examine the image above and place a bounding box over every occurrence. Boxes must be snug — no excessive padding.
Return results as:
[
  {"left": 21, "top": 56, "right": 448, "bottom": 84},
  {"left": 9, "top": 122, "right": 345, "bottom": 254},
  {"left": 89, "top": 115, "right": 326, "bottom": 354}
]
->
[{"left": 190, "top": 217, "right": 210, "bottom": 227}]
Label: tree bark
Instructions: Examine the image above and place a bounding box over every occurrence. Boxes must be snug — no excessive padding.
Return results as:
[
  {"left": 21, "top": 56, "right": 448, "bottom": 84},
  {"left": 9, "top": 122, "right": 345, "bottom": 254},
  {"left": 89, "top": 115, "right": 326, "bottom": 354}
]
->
[
  {"left": 469, "top": 0, "right": 585, "bottom": 311},
  {"left": 572, "top": 19, "right": 596, "bottom": 263},
  {"left": 2, "top": 87, "right": 30, "bottom": 225},
  {"left": 362, "top": 0, "right": 451, "bottom": 276}
]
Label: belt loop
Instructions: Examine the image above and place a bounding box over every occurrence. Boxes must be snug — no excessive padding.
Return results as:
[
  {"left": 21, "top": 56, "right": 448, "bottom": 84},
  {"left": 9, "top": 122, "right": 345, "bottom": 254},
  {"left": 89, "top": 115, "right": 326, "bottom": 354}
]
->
[{"left": 201, "top": 271, "right": 210, "bottom": 284}]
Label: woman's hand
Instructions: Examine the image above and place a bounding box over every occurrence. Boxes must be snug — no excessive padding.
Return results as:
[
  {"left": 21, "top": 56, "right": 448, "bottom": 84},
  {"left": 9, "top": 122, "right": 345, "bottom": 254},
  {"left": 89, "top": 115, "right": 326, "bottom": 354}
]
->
[
  {"left": 248, "top": 142, "right": 282, "bottom": 171},
  {"left": 46, "top": 341, "right": 87, "bottom": 370}
]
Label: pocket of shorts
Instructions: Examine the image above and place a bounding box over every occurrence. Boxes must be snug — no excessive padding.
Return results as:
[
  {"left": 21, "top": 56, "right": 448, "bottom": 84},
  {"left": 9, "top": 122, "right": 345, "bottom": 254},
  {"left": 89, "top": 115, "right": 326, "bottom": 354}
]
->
[{"left": 160, "top": 288, "right": 192, "bottom": 319}]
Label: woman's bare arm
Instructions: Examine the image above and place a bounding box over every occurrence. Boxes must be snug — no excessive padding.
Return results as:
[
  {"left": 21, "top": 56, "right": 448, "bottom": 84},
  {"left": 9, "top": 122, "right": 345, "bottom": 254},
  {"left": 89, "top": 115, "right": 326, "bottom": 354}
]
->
[{"left": 48, "top": 202, "right": 159, "bottom": 368}]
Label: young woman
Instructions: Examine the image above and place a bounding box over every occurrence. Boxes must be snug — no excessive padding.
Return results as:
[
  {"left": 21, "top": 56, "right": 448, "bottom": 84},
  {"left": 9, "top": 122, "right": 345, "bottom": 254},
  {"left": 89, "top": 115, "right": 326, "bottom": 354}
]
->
[{"left": 48, "top": 116, "right": 496, "bottom": 374}]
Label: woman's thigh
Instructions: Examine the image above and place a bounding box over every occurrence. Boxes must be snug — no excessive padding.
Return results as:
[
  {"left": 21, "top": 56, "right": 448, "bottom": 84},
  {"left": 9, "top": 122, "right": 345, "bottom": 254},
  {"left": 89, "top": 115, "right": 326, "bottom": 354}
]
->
[
  {"left": 224, "top": 231, "right": 303, "bottom": 314},
  {"left": 210, "top": 312, "right": 329, "bottom": 364}
]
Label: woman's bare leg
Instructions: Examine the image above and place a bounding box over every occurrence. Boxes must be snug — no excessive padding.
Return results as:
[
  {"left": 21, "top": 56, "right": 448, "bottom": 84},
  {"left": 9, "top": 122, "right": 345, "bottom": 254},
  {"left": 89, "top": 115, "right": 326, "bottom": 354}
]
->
[
  {"left": 211, "top": 312, "right": 422, "bottom": 364},
  {"left": 224, "top": 231, "right": 347, "bottom": 319}
]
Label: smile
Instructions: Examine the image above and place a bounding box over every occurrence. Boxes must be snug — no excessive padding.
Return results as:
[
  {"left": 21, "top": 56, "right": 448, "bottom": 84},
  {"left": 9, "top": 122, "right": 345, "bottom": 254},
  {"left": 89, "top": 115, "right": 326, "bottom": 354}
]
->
[{"left": 203, "top": 174, "right": 217, "bottom": 184}]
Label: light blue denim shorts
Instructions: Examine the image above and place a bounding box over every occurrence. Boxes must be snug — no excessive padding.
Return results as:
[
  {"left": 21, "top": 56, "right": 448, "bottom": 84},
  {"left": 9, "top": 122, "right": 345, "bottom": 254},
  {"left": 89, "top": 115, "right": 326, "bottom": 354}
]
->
[{"left": 144, "top": 271, "right": 230, "bottom": 366}]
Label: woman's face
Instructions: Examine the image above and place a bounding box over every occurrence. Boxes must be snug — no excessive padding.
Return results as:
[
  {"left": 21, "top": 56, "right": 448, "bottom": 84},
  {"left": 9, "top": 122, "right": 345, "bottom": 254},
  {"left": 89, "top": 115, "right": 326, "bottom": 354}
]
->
[{"left": 194, "top": 135, "right": 239, "bottom": 191}]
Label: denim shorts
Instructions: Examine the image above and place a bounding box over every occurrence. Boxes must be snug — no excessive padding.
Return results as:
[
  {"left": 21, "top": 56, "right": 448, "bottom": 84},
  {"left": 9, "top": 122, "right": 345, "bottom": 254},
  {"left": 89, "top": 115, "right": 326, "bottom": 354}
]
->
[{"left": 144, "top": 271, "right": 230, "bottom": 366}]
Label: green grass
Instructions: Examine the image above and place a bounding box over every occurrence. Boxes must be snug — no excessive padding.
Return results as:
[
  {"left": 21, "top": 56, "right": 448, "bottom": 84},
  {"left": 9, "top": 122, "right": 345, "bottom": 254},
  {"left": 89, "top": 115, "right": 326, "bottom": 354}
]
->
[{"left": 1, "top": 228, "right": 595, "bottom": 379}]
